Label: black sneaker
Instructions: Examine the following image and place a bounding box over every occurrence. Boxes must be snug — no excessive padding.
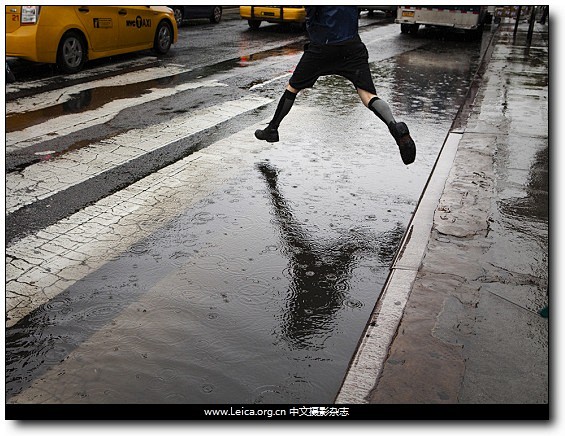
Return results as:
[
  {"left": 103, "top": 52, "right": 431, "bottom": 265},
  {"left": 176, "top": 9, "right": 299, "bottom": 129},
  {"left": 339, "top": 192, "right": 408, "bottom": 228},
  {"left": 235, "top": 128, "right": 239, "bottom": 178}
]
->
[
  {"left": 255, "top": 125, "right": 279, "bottom": 143},
  {"left": 389, "top": 122, "right": 416, "bottom": 165}
]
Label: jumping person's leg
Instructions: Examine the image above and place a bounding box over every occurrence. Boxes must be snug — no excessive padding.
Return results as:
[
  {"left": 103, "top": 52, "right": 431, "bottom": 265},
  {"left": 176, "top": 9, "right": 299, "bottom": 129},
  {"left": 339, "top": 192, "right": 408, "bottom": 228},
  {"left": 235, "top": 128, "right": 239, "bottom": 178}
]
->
[
  {"left": 255, "top": 40, "right": 322, "bottom": 143},
  {"left": 357, "top": 88, "right": 416, "bottom": 165},
  {"left": 255, "top": 85, "right": 299, "bottom": 143}
]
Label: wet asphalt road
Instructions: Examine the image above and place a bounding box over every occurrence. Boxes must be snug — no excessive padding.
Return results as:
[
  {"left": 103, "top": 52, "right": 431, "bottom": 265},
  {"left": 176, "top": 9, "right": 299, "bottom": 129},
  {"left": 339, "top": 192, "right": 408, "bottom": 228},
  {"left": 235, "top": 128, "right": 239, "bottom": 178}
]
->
[{"left": 5, "top": 10, "right": 494, "bottom": 404}]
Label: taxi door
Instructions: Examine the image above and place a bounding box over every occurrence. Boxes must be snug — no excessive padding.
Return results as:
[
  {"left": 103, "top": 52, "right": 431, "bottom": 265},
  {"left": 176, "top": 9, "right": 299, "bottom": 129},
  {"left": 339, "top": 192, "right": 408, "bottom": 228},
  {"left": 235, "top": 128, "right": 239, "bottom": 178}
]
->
[
  {"left": 6, "top": 6, "right": 23, "bottom": 34},
  {"left": 116, "top": 6, "right": 156, "bottom": 49},
  {"left": 74, "top": 6, "right": 119, "bottom": 52}
]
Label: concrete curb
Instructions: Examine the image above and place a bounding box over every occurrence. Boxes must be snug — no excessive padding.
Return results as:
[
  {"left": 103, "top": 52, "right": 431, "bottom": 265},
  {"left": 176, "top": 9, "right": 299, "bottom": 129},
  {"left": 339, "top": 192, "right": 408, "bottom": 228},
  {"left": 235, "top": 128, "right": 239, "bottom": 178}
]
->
[
  {"left": 336, "top": 17, "right": 549, "bottom": 406},
  {"left": 335, "top": 132, "right": 462, "bottom": 403},
  {"left": 334, "top": 22, "right": 502, "bottom": 404}
]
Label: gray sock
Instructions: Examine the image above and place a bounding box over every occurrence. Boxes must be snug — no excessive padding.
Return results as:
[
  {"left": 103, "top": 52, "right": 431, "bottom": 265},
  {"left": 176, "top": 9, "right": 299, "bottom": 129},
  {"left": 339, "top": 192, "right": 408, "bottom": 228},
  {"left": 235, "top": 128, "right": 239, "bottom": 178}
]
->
[{"left": 368, "top": 96, "right": 396, "bottom": 127}]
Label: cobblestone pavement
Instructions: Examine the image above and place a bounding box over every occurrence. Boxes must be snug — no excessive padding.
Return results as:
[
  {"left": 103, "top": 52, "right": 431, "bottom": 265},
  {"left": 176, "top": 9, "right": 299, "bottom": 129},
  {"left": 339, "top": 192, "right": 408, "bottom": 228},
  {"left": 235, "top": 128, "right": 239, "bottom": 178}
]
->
[{"left": 5, "top": 99, "right": 272, "bottom": 327}]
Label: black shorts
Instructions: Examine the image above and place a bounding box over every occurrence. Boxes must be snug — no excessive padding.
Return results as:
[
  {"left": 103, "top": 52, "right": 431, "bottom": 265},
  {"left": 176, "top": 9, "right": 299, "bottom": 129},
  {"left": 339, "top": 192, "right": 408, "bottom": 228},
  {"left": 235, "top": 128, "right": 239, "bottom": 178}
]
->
[{"left": 289, "top": 35, "right": 377, "bottom": 95}]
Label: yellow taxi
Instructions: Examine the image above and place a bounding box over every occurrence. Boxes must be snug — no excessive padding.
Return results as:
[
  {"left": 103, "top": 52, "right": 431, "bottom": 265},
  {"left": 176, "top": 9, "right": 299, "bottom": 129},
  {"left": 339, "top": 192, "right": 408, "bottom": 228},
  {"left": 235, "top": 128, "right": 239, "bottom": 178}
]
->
[
  {"left": 5, "top": 5, "right": 178, "bottom": 74},
  {"left": 240, "top": 6, "right": 306, "bottom": 30}
]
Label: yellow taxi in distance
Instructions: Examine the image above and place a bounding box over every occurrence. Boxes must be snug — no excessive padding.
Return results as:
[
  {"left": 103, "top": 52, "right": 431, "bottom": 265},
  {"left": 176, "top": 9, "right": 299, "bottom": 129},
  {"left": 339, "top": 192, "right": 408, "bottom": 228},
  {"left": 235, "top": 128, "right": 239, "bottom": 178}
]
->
[
  {"left": 5, "top": 5, "right": 178, "bottom": 74},
  {"left": 240, "top": 6, "right": 306, "bottom": 30}
]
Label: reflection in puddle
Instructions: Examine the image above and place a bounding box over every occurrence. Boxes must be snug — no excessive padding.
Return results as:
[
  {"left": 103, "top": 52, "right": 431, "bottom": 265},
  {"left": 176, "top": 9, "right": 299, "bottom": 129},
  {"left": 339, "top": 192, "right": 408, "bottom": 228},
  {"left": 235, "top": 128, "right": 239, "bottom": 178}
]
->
[
  {"left": 6, "top": 79, "right": 163, "bottom": 134},
  {"left": 495, "top": 140, "right": 548, "bottom": 313},
  {"left": 257, "top": 161, "right": 403, "bottom": 350},
  {"left": 499, "top": 145, "right": 548, "bottom": 222},
  {"left": 239, "top": 44, "right": 303, "bottom": 65},
  {"left": 6, "top": 160, "right": 406, "bottom": 404}
]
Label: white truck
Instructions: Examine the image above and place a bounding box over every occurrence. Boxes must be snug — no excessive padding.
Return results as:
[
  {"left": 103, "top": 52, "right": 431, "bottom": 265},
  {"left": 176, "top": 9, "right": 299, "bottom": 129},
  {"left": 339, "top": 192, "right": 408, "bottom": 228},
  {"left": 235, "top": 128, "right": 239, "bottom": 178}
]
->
[{"left": 395, "top": 5, "right": 492, "bottom": 36}]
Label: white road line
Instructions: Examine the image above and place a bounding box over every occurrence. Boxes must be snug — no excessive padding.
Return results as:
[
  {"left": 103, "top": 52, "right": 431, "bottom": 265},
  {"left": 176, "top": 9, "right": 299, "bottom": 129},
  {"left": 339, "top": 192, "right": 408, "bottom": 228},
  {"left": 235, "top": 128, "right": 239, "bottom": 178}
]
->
[
  {"left": 6, "top": 79, "right": 227, "bottom": 152},
  {"left": 364, "top": 33, "right": 399, "bottom": 46},
  {"left": 6, "top": 64, "right": 193, "bottom": 115},
  {"left": 249, "top": 72, "right": 292, "bottom": 90},
  {"left": 6, "top": 95, "right": 272, "bottom": 214},
  {"left": 5, "top": 56, "right": 161, "bottom": 96}
]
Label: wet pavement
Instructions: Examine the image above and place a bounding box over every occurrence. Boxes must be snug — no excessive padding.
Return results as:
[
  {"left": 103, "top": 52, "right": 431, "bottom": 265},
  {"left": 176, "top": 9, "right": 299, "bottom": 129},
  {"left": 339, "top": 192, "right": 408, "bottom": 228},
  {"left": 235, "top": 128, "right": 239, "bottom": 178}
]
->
[
  {"left": 4, "top": 12, "right": 549, "bottom": 413},
  {"left": 5, "top": 19, "right": 486, "bottom": 406},
  {"left": 336, "top": 19, "right": 549, "bottom": 407},
  {"left": 4, "top": 125, "right": 409, "bottom": 403}
]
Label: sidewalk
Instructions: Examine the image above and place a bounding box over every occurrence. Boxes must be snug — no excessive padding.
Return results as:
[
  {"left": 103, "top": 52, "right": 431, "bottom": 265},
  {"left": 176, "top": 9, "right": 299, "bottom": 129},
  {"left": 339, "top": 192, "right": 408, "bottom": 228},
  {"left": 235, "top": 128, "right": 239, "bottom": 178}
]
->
[{"left": 337, "top": 19, "right": 549, "bottom": 406}]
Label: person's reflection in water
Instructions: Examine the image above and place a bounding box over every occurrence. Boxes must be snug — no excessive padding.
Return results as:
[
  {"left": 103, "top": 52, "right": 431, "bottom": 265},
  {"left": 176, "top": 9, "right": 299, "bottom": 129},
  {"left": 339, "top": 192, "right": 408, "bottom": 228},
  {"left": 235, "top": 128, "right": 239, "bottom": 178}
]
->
[{"left": 256, "top": 161, "right": 404, "bottom": 350}]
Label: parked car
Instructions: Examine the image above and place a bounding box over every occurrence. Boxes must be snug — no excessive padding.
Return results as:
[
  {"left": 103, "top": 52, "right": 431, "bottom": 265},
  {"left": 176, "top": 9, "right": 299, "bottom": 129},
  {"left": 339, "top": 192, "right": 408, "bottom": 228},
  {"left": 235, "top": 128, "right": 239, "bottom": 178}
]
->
[
  {"left": 5, "top": 5, "right": 177, "bottom": 74},
  {"left": 239, "top": 6, "right": 306, "bottom": 30},
  {"left": 358, "top": 6, "right": 397, "bottom": 18},
  {"left": 169, "top": 6, "right": 222, "bottom": 26}
]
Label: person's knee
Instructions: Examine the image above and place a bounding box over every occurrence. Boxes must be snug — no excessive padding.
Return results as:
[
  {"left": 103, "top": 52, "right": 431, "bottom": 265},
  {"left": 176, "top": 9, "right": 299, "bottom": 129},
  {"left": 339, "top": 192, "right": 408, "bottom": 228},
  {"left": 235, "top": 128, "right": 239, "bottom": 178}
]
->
[
  {"left": 357, "top": 88, "right": 376, "bottom": 107},
  {"left": 286, "top": 84, "right": 300, "bottom": 94}
]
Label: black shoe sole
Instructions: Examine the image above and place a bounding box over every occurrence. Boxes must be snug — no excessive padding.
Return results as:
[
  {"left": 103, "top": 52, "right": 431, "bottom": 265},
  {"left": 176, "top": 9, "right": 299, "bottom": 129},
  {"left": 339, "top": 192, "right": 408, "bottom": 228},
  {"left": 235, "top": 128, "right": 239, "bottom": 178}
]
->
[
  {"left": 393, "top": 122, "right": 416, "bottom": 165},
  {"left": 255, "top": 129, "right": 279, "bottom": 143}
]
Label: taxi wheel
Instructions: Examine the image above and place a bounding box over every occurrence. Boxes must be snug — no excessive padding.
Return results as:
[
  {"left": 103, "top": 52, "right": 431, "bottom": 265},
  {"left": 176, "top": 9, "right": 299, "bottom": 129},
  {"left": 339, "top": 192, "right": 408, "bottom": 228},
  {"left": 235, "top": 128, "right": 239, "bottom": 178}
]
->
[
  {"left": 57, "top": 30, "right": 86, "bottom": 74},
  {"left": 210, "top": 6, "right": 222, "bottom": 24},
  {"left": 248, "top": 20, "right": 261, "bottom": 30},
  {"left": 154, "top": 21, "right": 173, "bottom": 54},
  {"left": 172, "top": 7, "right": 184, "bottom": 27}
]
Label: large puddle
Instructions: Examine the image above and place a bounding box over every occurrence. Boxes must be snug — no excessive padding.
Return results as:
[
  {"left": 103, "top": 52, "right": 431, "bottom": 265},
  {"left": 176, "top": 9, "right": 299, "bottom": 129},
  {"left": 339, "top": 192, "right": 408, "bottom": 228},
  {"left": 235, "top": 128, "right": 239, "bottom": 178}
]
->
[
  {"left": 6, "top": 158, "right": 404, "bottom": 403},
  {"left": 5, "top": 43, "right": 305, "bottom": 134}
]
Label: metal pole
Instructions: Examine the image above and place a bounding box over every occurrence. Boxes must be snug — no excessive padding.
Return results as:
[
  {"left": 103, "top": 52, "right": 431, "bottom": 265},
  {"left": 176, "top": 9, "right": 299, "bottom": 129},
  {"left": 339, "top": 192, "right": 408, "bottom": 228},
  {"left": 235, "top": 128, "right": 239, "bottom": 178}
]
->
[
  {"left": 513, "top": 5, "right": 522, "bottom": 37},
  {"left": 527, "top": 6, "right": 537, "bottom": 45}
]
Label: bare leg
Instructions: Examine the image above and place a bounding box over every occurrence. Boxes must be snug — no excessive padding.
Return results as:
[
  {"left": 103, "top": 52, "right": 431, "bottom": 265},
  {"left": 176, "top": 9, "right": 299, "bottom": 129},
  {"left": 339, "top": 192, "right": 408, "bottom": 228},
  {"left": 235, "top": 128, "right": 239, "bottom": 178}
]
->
[
  {"left": 357, "top": 88, "right": 376, "bottom": 107},
  {"left": 287, "top": 84, "right": 300, "bottom": 94}
]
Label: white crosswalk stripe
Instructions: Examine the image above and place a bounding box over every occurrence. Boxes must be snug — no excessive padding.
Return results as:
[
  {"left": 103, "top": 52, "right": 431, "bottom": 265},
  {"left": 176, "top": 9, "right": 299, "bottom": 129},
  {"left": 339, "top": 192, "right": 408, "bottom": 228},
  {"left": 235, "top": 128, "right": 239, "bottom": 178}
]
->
[
  {"left": 5, "top": 67, "right": 276, "bottom": 325},
  {"left": 5, "top": 55, "right": 163, "bottom": 97},
  {"left": 6, "top": 95, "right": 272, "bottom": 214},
  {"left": 5, "top": 113, "right": 280, "bottom": 327},
  {"left": 6, "top": 64, "right": 192, "bottom": 116},
  {"left": 6, "top": 79, "right": 229, "bottom": 152}
]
